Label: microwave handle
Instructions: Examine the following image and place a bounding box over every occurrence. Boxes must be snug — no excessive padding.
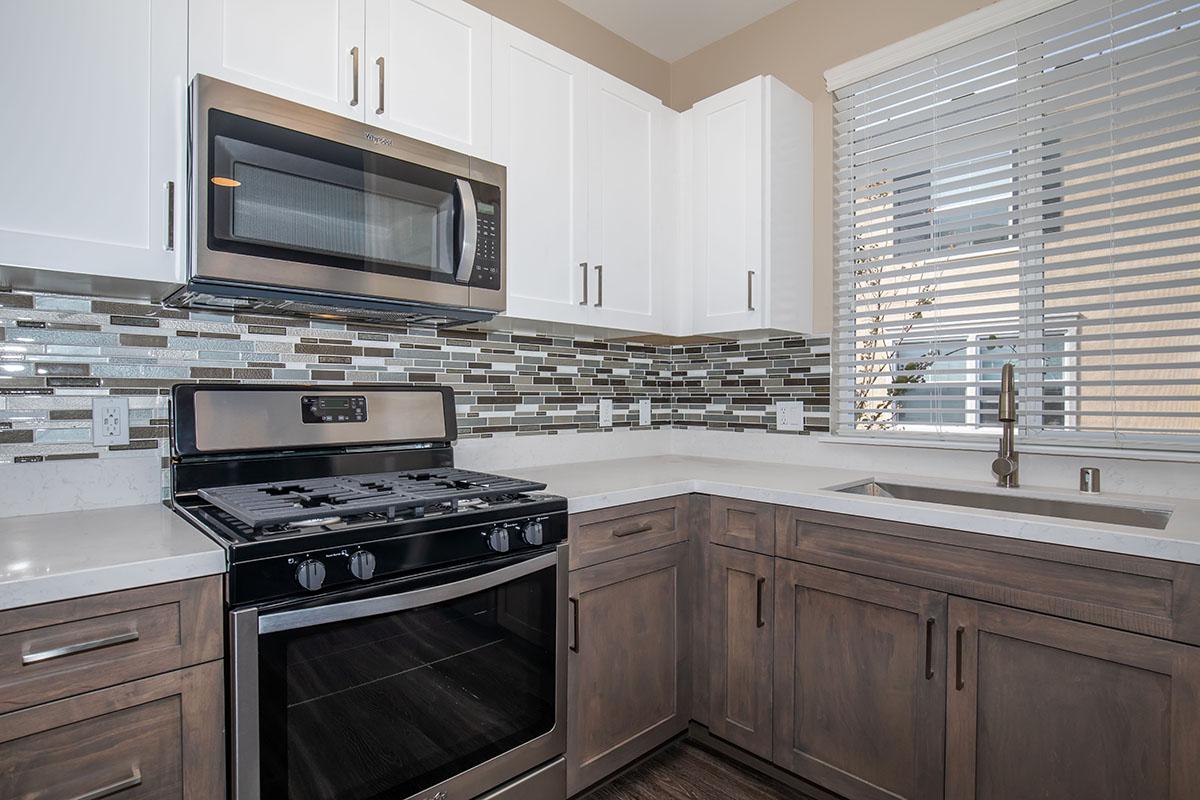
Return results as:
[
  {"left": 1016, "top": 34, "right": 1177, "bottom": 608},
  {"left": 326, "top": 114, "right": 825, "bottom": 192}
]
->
[{"left": 455, "top": 178, "right": 478, "bottom": 283}]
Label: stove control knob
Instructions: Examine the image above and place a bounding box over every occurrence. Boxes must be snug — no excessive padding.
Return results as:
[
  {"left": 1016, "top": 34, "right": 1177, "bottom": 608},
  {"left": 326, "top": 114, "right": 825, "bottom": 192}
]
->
[
  {"left": 522, "top": 521, "right": 545, "bottom": 546},
  {"left": 295, "top": 559, "right": 327, "bottom": 592},
  {"left": 486, "top": 527, "right": 511, "bottom": 553},
  {"left": 349, "top": 550, "right": 377, "bottom": 581}
]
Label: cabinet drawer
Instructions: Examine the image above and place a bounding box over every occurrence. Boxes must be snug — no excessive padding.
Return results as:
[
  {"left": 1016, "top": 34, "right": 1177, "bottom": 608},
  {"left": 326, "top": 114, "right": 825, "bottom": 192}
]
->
[
  {"left": 0, "top": 576, "right": 222, "bottom": 713},
  {"left": 569, "top": 497, "right": 688, "bottom": 570},
  {"left": 709, "top": 497, "right": 775, "bottom": 554},
  {"left": 777, "top": 507, "right": 1200, "bottom": 645},
  {"left": 0, "top": 661, "right": 224, "bottom": 800}
]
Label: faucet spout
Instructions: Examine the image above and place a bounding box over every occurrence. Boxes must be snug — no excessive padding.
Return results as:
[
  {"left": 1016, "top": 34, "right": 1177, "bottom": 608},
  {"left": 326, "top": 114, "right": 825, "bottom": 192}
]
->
[{"left": 992, "top": 363, "right": 1020, "bottom": 488}]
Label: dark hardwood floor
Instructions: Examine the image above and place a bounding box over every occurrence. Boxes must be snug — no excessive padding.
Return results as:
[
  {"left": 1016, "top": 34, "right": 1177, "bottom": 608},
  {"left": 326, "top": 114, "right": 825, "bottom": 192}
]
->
[{"left": 580, "top": 740, "right": 814, "bottom": 800}]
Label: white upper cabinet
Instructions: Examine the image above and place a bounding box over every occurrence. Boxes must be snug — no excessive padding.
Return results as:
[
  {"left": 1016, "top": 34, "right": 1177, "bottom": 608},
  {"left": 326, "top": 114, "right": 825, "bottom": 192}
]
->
[
  {"left": 492, "top": 20, "right": 590, "bottom": 326},
  {"left": 191, "top": 0, "right": 365, "bottom": 119},
  {"left": 366, "top": 0, "right": 492, "bottom": 157},
  {"left": 690, "top": 75, "right": 813, "bottom": 335},
  {"left": 0, "top": 0, "right": 187, "bottom": 294}
]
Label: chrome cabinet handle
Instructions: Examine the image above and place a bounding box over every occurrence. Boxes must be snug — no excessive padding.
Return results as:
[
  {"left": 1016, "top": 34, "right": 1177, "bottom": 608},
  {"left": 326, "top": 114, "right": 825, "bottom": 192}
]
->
[
  {"left": 925, "top": 617, "right": 935, "bottom": 680},
  {"left": 164, "top": 181, "right": 175, "bottom": 252},
  {"left": 349, "top": 46, "right": 360, "bottom": 107},
  {"left": 569, "top": 597, "right": 580, "bottom": 653},
  {"left": 68, "top": 767, "right": 142, "bottom": 800},
  {"left": 747, "top": 269, "right": 755, "bottom": 311},
  {"left": 612, "top": 522, "right": 653, "bottom": 538},
  {"left": 22, "top": 629, "right": 140, "bottom": 666},
  {"left": 375, "top": 56, "right": 385, "bottom": 115},
  {"left": 594, "top": 264, "right": 603, "bottom": 307},
  {"left": 756, "top": 577, "right": 766, "bottom": 628},
  {"left": 579, "top": 262, "right": 588, "bottom": 305}
]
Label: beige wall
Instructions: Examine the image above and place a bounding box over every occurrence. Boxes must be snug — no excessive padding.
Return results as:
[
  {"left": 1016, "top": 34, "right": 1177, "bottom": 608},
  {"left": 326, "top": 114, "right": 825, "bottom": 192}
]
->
[
  {"left": 669, "top": 0, "right": 995, "bottom": 333},
  {"left": 465, "top": 0, "right": 671, "bottom": 102}
]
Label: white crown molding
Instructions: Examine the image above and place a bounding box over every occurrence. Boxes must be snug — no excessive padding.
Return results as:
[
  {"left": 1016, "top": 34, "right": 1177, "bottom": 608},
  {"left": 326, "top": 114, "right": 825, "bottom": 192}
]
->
[{"left": 824, "top": 0, "right": 1077, "bottom": 94}]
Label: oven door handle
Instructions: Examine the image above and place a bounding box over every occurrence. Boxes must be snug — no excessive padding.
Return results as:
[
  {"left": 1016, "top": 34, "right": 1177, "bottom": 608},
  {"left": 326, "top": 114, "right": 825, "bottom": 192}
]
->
[
  {"left": 258, "top": 550, "right": 556, "bottom": 634},
  {"left": 454, "top": 178, "right": 478, "bottom": 284}
]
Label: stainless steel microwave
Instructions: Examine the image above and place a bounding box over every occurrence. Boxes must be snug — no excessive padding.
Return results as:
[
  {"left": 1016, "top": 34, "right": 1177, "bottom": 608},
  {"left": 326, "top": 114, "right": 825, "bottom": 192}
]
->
[{"left": 166, "top": 76, "right": 505, "bottom": 327}]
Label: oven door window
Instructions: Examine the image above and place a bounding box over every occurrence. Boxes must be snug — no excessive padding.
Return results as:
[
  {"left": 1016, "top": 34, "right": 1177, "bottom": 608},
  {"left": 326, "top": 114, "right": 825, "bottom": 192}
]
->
[
  {"left": 257, "top": 561, "right": 557, "bottom": 800},
  {"left": 207, "top": 109, "right": 466, "bottom": 284}
]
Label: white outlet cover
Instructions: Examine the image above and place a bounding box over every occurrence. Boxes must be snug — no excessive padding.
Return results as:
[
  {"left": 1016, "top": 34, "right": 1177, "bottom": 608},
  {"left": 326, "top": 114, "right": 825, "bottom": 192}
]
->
[
  {"left": 776, "top": 401, "right": 806, "bottom": 432},
  {"left": 92, "top": 396, "right": 130, "bottom": 446},
  {"left": 599, "top": 398, "right": 614, "bottom": 428},
  {"left": 639, "top": 398, "right": 652, "bottom": 426}
]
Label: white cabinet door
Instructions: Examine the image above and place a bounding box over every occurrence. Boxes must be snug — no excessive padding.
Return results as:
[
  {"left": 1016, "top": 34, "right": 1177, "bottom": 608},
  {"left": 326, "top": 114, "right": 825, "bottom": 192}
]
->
[
  {"left": 493, "top": 20, "right": 591, "bottom": 325},
  {"left": 692, "top": 78, "right": 764, "bottom": 334},
  {"left": 190, "top": 0, "right": 365, "bottom": 119},
  {"left": 367, "top": 0, "right": 491, "bottom": 157},
  {"left": 0, "top": 0, "right": 187, "bottom": 289},
  {"left": 586, "top": 70, "right": 662, "bottom": 332}
]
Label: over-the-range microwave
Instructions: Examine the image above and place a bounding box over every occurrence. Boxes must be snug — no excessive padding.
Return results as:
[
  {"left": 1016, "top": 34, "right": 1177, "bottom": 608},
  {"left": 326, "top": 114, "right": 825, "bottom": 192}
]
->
[{"left": 166, "top": 75, "right": 505, "bottom": 327}]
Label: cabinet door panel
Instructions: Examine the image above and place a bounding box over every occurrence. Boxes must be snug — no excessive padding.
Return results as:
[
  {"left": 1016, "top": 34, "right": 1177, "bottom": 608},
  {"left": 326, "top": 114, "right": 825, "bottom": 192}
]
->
[
  {"left": 367, "top": 0, "right": 491, "bottom": 156},
  {"left": 775, "top": 561, "right": 947, "bottom": 800},
  {"left": 708, "top": 545, "right": 773, "bottom": 758},
  {"left": 0, "top": 0, "right": 185, "bottom": 286},
  {"left": 947, "top": 598, "right": 1200, "bottom": 800},
  {"left": 191, "top": 0, "right": 363, "bottom": 119},
  {"left": 493, "top": 20, "right": 590, "bottom": 325},
  {"left": 567, "top": 543, "right": 690, "bottom": 795},
  {"left": 708, "top": 496, "right": 774, "bottom": 554}
]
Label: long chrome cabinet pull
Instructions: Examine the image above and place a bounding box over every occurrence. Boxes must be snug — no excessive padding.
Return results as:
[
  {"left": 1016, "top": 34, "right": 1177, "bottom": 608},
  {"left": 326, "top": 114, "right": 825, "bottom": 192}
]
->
[
  {"left": 579, "top": 262, "right": 588, "bottom": 305},
  {"left": 375, "top": 56, "right": 385, "bottom": 115},
  {"left": 349, "top": 46, "right": 360, "bottom": 106},
  {"left": 569, "top": 598, "right": 580, "bottom": 653},
  {"left": 747, "top": 269, "right": 755, "bottom": 311},
  {"left": 164, "top": 181, "right": 175, "bottom": 252},
  {"left": 22, "top": 629, "right": 140, "bottom": 666},
  {"left": 955, "top": 626, "right": 965, "bottom": 690},
  {"left": 925, "top": 617, "right": 935, "bottom": 680},
  {"left": 756, "top": 577, "right": 766, "bottom": 628},
  {"left": 68, "top": 767, "right": 142, "bottom": 800},
  {"left": 594, "top": 264, "right": 603, "bottom": 307}
]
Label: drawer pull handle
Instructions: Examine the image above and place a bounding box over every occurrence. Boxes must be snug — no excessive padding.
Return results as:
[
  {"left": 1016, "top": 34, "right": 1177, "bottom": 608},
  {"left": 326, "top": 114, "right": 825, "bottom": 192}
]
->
[
  {"left": 22, "top": 629, "right": 139, "bottom": 666},
  {"left": 612, "top": 522, "right": 654, "bottom": 538},
  {"left": 69, "top": 767, "right": 142, "bottom": 800}
]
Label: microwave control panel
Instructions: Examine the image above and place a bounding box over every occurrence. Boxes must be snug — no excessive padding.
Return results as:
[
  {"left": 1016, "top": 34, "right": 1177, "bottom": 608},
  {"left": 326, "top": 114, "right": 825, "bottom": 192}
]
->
[{"left": 469, "top": 182, "right": 502, "bottom": 290}]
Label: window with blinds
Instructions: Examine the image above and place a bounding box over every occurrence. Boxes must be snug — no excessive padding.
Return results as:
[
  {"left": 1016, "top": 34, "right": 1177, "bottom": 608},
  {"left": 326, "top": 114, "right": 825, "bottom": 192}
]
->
[{"left": 833, "top": 0, "right": 1200, "bottom": 450}]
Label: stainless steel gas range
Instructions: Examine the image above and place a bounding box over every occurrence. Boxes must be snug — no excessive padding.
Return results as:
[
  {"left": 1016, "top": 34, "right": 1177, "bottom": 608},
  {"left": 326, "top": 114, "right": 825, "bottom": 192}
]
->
[{"left": 169, "top": 384, "right": 567, "bottom": 800}]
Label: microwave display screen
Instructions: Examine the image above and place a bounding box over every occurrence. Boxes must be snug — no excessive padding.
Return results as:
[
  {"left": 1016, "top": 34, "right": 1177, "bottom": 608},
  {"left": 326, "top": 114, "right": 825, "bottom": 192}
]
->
[{"left": 477, "top": 201, "right": 497, "bottom": 215}]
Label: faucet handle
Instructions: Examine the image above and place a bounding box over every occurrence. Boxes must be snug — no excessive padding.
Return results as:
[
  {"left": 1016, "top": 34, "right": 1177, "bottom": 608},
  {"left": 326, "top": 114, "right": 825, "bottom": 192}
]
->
[{"left": 1080, "top": 467, "right": 1101, "bottom": 494}]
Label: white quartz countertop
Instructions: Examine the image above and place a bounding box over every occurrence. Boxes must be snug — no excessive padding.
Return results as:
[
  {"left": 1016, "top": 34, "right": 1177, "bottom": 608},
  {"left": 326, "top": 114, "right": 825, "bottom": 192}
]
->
[
  {"left": 0, "top": 503, "right": 225, "bottom": 611},
  {"left": 507, "top": 455, "right": 1200, "bottom": 565}
]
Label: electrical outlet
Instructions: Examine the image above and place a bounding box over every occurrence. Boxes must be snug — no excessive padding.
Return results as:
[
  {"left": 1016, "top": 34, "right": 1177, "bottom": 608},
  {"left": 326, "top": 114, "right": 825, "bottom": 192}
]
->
[
  {"left": 776, "top": 401, "right": 806, "bottom": 432},
  {"left": 599, "top": 398, "right": 613, "bottom": 428},
  {"left": 638, "top": 398, "right": 652, "bottom": 426},
  {"left": 92, "top": 397, "right": 130, "bottom": 446}
]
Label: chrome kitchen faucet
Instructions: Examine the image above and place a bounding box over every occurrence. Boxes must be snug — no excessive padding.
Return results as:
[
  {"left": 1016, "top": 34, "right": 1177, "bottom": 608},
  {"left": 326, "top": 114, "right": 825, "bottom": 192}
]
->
[{"left": 992, "top": 363, "right": 1020, "bottom": 488}]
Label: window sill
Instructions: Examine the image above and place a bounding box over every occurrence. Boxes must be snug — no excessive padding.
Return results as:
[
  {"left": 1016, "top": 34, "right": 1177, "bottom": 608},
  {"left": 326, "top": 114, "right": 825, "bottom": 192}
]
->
[{"left": 818, "top": 433, "right": 1200, "bottom": 464}]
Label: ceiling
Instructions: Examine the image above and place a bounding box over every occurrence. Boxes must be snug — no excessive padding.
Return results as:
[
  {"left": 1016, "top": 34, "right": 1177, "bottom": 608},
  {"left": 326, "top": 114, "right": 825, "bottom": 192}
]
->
[{"left": 559, "top": 0, "right": 796, "bottom": 63}]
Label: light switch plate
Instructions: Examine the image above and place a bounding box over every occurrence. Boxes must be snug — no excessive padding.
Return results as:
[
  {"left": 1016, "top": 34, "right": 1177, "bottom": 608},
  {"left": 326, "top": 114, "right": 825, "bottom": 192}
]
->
[
  {"left": 638, "top": 398, "right": 652, "bottom": 426},
  {"left": 776, "top": 401, "right": 806, "bottom": 432},
  {"left": 599, "top": 398, "right": 613, "bottom": 428},
  {"left": 92, "top": 396, "right": 130, "bottom": 446}
]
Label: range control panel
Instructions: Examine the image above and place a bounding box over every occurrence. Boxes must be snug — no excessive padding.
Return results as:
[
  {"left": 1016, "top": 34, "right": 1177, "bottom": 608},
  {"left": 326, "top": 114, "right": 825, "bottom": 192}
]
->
[{"left": 301, "top": 395, "right": 367, "bottom": 424}]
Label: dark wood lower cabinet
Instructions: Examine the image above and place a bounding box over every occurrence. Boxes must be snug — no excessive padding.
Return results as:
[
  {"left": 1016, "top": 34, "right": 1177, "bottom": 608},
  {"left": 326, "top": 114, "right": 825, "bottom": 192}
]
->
[
  {"left": 773, "top": 561, "right": 947, "bottom": 800},
  {"left": 567, "top": 543, "right": 691, "bottom": 796},
  {"left": 707, "top": 544, "right": 774, "bottom": 759},
  {"left": 946, "top": 597, "right": 1200, "bottom": 800}
]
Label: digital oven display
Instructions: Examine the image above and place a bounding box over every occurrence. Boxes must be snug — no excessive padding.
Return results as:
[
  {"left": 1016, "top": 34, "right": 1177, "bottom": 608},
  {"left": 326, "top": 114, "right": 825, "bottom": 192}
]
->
[{"left": 301, "top": 395, "right": 367, "bottom": 424}]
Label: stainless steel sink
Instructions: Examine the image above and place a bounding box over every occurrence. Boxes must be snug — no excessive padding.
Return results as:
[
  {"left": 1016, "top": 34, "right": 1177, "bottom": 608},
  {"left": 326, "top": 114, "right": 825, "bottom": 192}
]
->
[{"left": 831, "top": 480, "right": 1174, "bottom": 530}]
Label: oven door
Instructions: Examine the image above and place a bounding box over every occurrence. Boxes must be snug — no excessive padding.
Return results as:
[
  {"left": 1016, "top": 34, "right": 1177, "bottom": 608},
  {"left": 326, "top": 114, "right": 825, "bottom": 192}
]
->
[{"left": 230, "top": 545, "right": 567, "bottom": 800}]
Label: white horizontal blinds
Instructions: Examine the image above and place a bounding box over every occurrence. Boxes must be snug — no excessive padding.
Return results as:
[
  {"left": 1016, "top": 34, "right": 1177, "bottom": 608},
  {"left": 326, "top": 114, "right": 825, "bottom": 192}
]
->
[{"left": 833, "top": 0, "right": 1200, "bottom": 449}]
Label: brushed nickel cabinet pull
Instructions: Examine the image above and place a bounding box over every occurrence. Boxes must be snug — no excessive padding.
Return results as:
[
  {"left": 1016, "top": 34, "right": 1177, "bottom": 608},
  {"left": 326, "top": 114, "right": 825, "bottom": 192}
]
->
[
  {"left": 612, "top": 522, "right": 653, "bottom": 537},
  {"left": 67, "top": 767, "right": 142, "bottom": 800},
  {"left": 22, "top": 629, "right": 139, "bottom": 666},
  {"left": 349, "top": 46, "right": 360, "bottom": 106},
  {"left": 747, "top": 269, "right": 755, "bottom": 311},
  {"left": 593, "top": 264, "right": 603, "bottom": 307},
  {"left": 569, "top": 597, "right": 579, "bottom": 653},
  {"left": 955, "top": 625, "right": 965, "bottom": 690},
  {"left": 375, "top": 56, "right": 385, "bottom": 115},
  {"left": 164, "top": 180, "right": 175, "bottom": 252},
  {"left": 925, "top": 617, "right": 935, "bottom": 680},
  {"left": 756, "top": 577, "right": 766, "bottom": 628},
  {"left": 579, "top": 262, "right": 589, "bottom": 305}
]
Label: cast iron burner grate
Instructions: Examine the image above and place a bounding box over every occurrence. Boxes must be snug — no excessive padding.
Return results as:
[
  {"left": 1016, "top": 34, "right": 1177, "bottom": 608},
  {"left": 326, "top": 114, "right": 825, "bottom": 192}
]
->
[{"left": 196, "top": 467, "right": 547, "bottom": 528}]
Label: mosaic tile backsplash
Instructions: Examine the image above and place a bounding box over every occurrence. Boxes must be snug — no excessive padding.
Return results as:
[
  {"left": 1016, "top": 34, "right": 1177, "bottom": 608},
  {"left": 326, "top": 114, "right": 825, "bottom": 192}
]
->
[{"left": 0, "top": 289, "right": 830, "bottom": 466}]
